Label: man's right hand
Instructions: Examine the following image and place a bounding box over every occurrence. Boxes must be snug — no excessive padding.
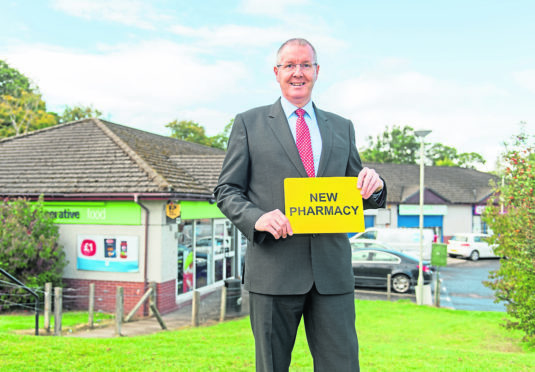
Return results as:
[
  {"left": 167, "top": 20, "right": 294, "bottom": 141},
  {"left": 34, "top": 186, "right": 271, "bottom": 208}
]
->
[{"left": 255, "top": 209, "right": 293, "bottom": 239}]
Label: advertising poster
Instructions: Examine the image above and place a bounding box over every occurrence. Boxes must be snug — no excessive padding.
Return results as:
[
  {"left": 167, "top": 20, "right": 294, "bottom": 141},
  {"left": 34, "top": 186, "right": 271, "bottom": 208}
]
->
[{"left": 77, "top": 235, "right": 139, "bottom": 272}]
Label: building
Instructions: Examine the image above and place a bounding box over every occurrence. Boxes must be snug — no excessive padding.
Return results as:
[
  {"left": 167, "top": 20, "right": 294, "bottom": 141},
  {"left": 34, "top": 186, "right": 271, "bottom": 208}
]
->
[
  {"left": 0, "top": 119, "right": 498, "bottom": 314},
  {"left": 361, "top": 163, "right": 498, "bottom": 241},
  {"left": 0, "top": 119, "right": 230, "bottom": 315}
]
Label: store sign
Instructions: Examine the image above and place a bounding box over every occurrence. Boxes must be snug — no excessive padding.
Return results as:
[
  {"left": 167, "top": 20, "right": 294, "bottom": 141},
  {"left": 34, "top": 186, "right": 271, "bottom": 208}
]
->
[
  {"left": 43, "top": 201, "right": 141, "bottom": 225},
  {"left": 166, "top": 202, "right": 181, "bottom": 219},
  {"left": 77, "top": 235, "right": 139, "bottom": 272},
  {"left": 284, "top": 177, "right": 365, "bottom": 233},
  {"left": 399, "top": 205, "right": 448, "bottom": 216}
]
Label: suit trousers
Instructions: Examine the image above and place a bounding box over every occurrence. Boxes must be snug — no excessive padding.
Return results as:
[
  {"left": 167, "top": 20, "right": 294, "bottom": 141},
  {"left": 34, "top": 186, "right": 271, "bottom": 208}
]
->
[{"left": 249, "top": 285, "right": 359, "bottom": 372}]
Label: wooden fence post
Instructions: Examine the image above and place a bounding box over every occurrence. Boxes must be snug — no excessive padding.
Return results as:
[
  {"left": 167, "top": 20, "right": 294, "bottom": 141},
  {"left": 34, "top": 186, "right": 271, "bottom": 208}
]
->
[
  {"left": 115, "top": 287, "right": 124, "bottom": 336},
  {"left": 149, "top": 282, "right": 157, "bottom": 316},
  {"left": 54, "top": 287, "right": 62, "bottom": 336},
  {"left": 88, "top": 283, "right": 95, "bottom": 328},
  {"left": 386, "top": 274, "right": 392, "bottom": 302},
  {"left": 192, "top": 290, "right": 200, "bottom": 327},
  {"left": 44, "top": 283, "right": 52, "bottom": 333},
  {"left": 219, "top": 285, "right": 227, "bottom": 322}
]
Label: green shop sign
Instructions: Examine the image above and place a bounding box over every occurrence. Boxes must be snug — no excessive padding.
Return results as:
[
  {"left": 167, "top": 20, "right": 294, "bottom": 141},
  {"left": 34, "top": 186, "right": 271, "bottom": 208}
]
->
[
  {"left": 43, "top": 201, "right": 141, "bottom": 225},
  {"left": 180, "top": 201, "right": 225, "bottom": 220}
]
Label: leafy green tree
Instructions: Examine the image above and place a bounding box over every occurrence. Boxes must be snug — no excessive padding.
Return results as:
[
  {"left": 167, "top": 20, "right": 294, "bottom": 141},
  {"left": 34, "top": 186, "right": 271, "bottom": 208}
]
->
[
  {"left": 0, "top": 196, "right": 66, "bottom": 311},
  {"left": 360, "top": 125, "right": 420, "bottom": 164},
  {"left": 360, "top": 124, "right": 486, "bottom": 168},
  {"left": 167, "top": 120, "right": 212, "bottom": 146},
  {"left": 209, "top": 118, "right": 234, "bottom": 150},
  {"left": 427, "top": 143, "right": 486, "bottom": 169},
  {"left": 0, "top": 60, "right": 31, "bottom": 96},
  {"left": 0, "top": 60, "right": 58, "bottom": 138},
  {"left": 0, "top": 89, "right": 58, "bottom": 137},
  {"left": 59, "top": 104, "right": 103, "bottom": 123},
  {"left": 483, "top": 128, "right": 535, "bottom": 343},
  {"left": 166, "top": 118, "right": 234, "bottom": 150}
]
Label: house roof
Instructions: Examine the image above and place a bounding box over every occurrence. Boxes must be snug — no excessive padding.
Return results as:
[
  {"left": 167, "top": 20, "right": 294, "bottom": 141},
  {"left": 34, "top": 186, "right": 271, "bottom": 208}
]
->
[
  {"left": 0, "top": 118, "right": 224, "bottom": 198},
  {"left": 0, "top": 119, "right": 498, "bottom": 204},
  {"left": 366, "top": 162, "right": 499, "bottom": 204}
]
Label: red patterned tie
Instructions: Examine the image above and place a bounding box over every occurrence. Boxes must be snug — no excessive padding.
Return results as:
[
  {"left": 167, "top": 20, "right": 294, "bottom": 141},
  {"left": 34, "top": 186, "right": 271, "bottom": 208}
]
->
[{"left": 295, "top": 108, "right": 315, "bottom": 177}]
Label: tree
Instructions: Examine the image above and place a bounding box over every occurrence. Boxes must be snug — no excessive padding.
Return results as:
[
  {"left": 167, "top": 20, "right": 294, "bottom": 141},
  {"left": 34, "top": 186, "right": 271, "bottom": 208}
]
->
[
  {"left": 0, "top": 196, "right": 66, "bottom": 311},
  {"left": 59, "top": 104, "right": 103, "bottom": 123},
  {"left": 166, "top": 118, "right": 234, "bottom": 150},
  {"left": 483, "top": 127, "right": 535, "bottom": 343},
  {"left": 0, "top": 60, "right": 31, "bottom": 96},
  {"left": 427, "top": 143, "right": 486, "bottom": 169},
  {"left": 0, "top": 89, "right": 58, "bottom": 137},
  {"left": 360, "top": 125, "right": 420, "bottom": 164},
  {"left": 360, "top": 124, "right": 486, "bottom": 168},
  {"left": 209, "top": 119, "right": 233, "bottom": 150},
  {"left": 167, "top": 120, "right": 212, "bottom": 146},
  {"left": 0, "top": 60, "right": 58, "bottom": 138}
]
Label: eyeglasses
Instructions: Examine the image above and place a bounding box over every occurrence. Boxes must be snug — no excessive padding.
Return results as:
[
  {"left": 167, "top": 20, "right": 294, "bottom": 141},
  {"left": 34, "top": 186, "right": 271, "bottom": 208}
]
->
[{"left": 276, "top": 63, "right": 317, "bottom": 71}]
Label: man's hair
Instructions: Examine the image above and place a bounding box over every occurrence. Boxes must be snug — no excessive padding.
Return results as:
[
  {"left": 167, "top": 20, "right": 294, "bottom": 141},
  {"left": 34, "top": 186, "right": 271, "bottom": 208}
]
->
[{"left": 276, "top": 38, "right": 317, "bottom": 64}]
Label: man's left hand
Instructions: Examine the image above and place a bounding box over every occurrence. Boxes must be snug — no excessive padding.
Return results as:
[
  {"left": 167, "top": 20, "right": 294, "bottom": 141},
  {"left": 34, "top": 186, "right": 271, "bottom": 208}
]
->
[{"left": 357, "top": 167, "right": 384, "bottom": 199}]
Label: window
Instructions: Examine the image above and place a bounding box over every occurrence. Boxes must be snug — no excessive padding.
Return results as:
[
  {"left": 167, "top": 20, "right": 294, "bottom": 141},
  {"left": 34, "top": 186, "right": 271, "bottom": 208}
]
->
[{"left": 371, "top": 251, "right": 400, "bottom": 263}]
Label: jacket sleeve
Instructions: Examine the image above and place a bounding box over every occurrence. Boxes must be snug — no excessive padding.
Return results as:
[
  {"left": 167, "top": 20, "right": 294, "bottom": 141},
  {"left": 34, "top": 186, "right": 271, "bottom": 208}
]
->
[{"left": 214, "top": 114, "right": 267, "bottom": 242}]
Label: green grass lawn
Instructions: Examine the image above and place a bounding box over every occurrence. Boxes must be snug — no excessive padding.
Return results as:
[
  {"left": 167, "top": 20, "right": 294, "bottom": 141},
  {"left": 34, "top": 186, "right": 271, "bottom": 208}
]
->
[{"left": 0, "top": 300, "right": 533, "bottom": 371}]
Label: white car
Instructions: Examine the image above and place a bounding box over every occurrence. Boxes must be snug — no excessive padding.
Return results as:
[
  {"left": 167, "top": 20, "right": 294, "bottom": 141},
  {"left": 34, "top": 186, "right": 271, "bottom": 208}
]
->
[{"left": 447, "top": 233, "right": 498, "bottom": 261}]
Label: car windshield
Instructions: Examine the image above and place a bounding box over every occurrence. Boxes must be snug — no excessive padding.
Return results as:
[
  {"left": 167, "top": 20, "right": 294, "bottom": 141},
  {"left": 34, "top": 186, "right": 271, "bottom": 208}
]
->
[{"left": 450, "top": 235, "right": 469, "bottom": 242}]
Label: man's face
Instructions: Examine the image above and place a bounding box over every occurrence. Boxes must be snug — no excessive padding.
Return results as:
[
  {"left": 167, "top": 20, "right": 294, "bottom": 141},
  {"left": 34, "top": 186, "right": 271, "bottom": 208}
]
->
[{"left": 274, "top": 43, "right": 319, "bottom": 107}]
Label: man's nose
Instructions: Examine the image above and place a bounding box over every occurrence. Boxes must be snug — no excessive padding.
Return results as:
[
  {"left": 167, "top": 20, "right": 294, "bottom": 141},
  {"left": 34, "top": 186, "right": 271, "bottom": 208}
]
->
[{"left": 292, "top": 65, "right": 304, "bottom": 76}]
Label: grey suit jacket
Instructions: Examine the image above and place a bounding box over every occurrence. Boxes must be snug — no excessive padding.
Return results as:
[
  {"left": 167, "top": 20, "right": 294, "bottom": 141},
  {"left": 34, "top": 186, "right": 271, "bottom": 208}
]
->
[{"left": 214, "top": 99, "right": 386, "bottom": 295}]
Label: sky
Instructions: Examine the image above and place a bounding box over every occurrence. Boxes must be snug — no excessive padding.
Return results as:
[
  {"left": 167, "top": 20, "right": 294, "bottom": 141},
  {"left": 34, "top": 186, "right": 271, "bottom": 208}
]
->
[{"left": 1, "top": 0, "right": 534, "bottom": 171}]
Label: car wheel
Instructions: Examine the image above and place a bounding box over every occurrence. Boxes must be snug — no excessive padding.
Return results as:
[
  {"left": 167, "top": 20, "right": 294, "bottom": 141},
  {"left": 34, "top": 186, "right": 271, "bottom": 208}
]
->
[
  {"left": 392, "top": 274, "right": 410, "bottom": 294},
  {"left": 469, "top": 250, "right": 480, "bottom": 261}
]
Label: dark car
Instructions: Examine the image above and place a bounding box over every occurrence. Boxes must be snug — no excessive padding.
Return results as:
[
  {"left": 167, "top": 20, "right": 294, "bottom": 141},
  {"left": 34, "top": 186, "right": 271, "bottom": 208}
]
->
[{"left": 351, "top": 244, "right": 433, "bottom": 293}]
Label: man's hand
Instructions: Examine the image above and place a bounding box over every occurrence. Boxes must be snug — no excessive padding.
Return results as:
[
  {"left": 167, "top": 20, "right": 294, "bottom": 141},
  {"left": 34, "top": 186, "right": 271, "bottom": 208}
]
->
[
  {"left": 255, "top": 209, "right": 293, "bottom": 239},
  {"left": 357, "top": 167, "right": 384, "bottom": 199}
]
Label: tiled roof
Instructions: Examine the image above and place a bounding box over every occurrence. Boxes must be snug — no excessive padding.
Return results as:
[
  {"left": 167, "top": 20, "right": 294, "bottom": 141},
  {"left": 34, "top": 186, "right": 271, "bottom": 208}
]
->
[
  {"left": 0, "top": 119, "right": 224, "bottom": 197},
  {"left": 366, "top": 162, "right": 499, "bottom": 204},
  {"left": 0, "top": 119, "right": 498, "bottom": 204}
]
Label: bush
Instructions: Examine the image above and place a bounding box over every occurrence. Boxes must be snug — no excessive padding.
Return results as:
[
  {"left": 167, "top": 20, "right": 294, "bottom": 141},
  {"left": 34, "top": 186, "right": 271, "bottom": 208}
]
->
[
  {"left": 0, "top": 196, "right": 66, "bottom": 311},
  {"left": 483, "top": 129, "right": 535, "bottom": 343}
]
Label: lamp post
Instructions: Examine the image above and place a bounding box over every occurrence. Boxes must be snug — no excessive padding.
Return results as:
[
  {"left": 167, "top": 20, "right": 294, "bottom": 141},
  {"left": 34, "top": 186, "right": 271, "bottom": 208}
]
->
[{"left": 414, "top": 129, "right": 431, "bottom": 305}]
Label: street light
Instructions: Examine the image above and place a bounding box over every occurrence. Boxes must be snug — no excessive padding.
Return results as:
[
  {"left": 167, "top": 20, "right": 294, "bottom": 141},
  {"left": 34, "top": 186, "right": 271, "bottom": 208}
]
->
[{"left": 414, "top": 129, "right": 431, "bottom": 305}]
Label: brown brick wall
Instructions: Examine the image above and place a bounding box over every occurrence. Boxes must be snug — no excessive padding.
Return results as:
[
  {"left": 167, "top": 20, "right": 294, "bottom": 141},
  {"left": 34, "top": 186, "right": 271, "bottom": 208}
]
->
[{"left": 62, "top": 278, "right": 178, "bottom": 316}]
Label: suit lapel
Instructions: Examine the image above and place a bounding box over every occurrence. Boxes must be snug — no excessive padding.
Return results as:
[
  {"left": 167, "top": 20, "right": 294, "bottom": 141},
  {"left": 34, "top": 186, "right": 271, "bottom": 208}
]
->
[
  {"left": 314, "top": 104, "right": 332, "bottom": 177},
  {"left": 268, "top": 99, "right": 308, "bottom": 177}
]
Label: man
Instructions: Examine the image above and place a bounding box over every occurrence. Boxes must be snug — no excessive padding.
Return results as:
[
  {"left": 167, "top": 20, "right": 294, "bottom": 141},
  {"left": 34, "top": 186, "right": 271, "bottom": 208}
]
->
[{"left": 215, "top": 38, "right": 386, "bottom": 372}]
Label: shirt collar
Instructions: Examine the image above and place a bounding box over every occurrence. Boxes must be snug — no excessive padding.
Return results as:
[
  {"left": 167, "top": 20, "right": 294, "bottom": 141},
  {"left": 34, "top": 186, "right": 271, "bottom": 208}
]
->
[{"left": 280, "top": 96, "right": 315, "bottom": 120}]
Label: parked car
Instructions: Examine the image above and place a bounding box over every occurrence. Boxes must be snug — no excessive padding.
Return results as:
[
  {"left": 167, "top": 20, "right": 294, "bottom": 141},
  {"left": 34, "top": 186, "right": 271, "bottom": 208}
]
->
[
  {"left": 351, "top": 245, "right": 433, "bottom": 293},
  {"left": 447, "top": 233, "right": 497, "bottom": 261},
  {"left": 350, "top": 227, "right": 435, "bottom": 260}
]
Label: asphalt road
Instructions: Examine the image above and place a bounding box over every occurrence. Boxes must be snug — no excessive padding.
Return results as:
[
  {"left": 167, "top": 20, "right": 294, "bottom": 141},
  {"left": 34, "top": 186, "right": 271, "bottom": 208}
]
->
[
  {"left": 355, "top": 256, "right": 505, "bottom": 312},
  {"left": 437, "top": 256, "right": 505, "bottom": 312}
]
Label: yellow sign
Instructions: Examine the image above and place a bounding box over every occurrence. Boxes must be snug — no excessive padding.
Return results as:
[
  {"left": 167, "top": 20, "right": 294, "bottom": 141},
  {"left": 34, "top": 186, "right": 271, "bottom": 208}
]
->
[
  {"left": 166, "top": 202, "right": 181, "bottom": 219},
  {"left": 284, "top": 177, "right": 364, "bottom": 234}
]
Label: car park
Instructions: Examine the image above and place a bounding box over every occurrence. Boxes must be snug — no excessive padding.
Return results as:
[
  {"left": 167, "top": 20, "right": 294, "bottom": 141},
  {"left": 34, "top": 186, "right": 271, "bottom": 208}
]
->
[
  {"left": 447, "top": 233, "right": 498, "bottom": 261},
  {"left": 351, "top": 245, "right": 433, "bottom": 293}
]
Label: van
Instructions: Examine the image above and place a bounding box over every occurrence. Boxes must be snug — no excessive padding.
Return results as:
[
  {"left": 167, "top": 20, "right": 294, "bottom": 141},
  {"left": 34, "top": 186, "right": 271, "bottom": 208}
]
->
[{"left": 350, "top": 227, "right": 435, "bottom": 260}]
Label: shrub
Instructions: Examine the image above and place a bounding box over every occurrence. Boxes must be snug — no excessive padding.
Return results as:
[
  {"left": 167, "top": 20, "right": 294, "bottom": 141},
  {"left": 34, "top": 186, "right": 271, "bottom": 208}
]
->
[
  {"left": 0, "top": 196, "right": 66, "bottom": 311},
  {"left": 483, "top": 129, "right": 535, "bottom": 343}
]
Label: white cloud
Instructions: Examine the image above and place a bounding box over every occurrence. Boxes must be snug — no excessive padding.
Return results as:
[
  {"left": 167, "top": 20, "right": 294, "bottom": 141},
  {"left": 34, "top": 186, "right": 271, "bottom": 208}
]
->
[
  {"left": 317, "top": 69, "right": 519, "bottom": 170},
  {"left": 513, "top": 69, "right": 535, "bottom": 94},
  {"left": 4, "top": 40, "right": 247, "bottom": 131},
  {"left": 51, "top": 0, "right": 169, "bottom": 29}
]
